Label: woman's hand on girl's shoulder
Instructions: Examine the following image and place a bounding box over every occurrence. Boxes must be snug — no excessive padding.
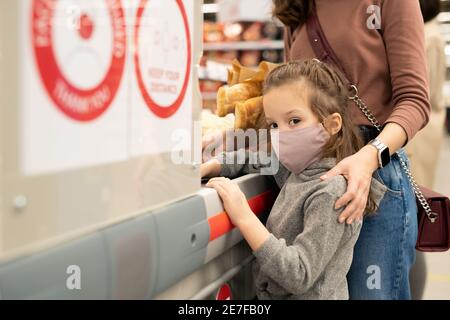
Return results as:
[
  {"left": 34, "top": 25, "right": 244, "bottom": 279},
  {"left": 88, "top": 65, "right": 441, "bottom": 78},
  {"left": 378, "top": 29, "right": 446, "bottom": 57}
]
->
[{"left": 320, "top": 146, "right": 379, "bottom": 224}]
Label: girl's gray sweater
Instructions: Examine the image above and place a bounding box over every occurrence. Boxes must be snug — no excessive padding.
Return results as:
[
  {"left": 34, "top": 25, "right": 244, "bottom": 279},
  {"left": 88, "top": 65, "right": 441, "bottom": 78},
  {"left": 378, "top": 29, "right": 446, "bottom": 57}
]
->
[{"left": 217, "top": 151, "right": 387, "bottom": 300}]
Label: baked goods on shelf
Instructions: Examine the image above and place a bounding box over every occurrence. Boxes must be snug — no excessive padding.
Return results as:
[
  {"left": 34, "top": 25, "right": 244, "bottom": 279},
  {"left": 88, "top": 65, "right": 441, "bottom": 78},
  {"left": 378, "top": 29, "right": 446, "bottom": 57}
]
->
[
  {"left": 217, "top": 59, "right": 279, "bottom": 127},
  {"left": 201, "top": 109, "right": 235, "bottom": 136},
  {"left": 234, "top": 96, "right": 265, "bottom": 130},
  {"left": 216, "top": 81, "right": 262, "bottom": 117},
  {"left": 201, "top": 59, "right": 279, "bottom": 157}
]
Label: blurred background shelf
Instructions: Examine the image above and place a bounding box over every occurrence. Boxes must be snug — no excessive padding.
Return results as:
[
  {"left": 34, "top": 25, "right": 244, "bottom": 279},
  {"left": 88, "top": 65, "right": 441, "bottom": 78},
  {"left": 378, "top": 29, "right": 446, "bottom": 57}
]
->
[
  {"left": 201, "top": 92, "right": 218, "bottom": 100},
  {"left": 201, "top": 0, "right": 283, "bottom": 111},
  {"left": 204, "top": 40, "right": 284, "bottom": 51}
]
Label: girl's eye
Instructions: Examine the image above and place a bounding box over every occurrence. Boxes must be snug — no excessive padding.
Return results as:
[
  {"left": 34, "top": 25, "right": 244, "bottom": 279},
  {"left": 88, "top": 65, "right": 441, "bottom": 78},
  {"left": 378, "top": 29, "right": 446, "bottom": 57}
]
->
[
  {"left": 289, "top": 118, "right": 301, "bottom": 126},
  {"left": 269, "top": 123, "right": 278, "bottom": 129}
]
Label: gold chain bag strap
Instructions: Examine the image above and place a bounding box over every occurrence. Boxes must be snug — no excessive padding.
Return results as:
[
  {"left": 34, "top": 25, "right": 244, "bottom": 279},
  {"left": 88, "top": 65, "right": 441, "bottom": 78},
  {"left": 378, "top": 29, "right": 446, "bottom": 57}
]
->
[{"left": 304, "top": 0, "right": 449, "bottom": 251}]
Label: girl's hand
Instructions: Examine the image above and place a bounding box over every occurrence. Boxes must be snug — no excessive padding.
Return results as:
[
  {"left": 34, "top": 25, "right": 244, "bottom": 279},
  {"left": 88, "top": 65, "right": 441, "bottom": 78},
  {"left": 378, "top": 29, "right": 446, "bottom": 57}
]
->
[
  {"left": 206, "top": 177, "right": 254, "bottom": 227},
  {"left": 320, "top": 145, "right": 379, "bottom": 224},
  {"left": 200, "top": 159, "right": 221, "bottom": 178},
  {"left": 201, "top": 133, "right": 221, "bottom": 162},
  {"left": 202, "top": 130, "right": 229, "bottom": 162}
]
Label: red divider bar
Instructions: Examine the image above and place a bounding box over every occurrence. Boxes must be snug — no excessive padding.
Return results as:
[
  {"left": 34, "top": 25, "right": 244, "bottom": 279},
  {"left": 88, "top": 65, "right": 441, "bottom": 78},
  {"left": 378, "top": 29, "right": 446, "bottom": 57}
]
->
[{"left": 208, "top": 190, "right": 277, "bottom": 242}]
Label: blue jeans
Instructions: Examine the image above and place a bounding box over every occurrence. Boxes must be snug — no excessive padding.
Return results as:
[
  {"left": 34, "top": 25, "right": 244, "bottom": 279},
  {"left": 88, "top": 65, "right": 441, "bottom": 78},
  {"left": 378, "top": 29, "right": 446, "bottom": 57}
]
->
[{"left": 347, "top": 148, "right": 418, "bottom": 300}]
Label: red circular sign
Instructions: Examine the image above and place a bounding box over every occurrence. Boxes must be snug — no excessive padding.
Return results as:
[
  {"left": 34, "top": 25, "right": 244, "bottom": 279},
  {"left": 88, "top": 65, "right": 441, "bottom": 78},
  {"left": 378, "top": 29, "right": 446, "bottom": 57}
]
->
[
  {"left": 32, "top": 0, "right": 127, "bottom": 122},
  {"left": 78, "top": 13, "right": 95, "bottom": 40},
  {"left": 134, "top": 0, "right": 192, "bottom": 119}
]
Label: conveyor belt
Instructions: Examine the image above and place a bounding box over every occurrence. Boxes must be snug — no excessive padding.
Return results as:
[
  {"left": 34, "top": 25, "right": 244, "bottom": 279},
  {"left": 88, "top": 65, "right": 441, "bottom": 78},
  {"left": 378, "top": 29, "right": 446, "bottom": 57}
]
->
[{"left": 0, "top": 174, "right": 278, "bottom": 299}]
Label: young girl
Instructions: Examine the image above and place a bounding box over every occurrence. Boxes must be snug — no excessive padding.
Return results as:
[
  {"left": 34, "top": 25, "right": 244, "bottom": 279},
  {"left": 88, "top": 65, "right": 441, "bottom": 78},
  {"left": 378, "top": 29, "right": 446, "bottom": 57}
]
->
[{"left": 201, "top": 60, "right": 387, "bottom": 300}]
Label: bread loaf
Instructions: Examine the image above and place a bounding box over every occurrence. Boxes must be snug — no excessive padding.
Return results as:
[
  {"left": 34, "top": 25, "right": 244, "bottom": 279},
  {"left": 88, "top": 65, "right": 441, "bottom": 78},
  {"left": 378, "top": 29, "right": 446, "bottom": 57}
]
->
[{"left": 216, "top": 81, "right": 262, "bottom": 117}]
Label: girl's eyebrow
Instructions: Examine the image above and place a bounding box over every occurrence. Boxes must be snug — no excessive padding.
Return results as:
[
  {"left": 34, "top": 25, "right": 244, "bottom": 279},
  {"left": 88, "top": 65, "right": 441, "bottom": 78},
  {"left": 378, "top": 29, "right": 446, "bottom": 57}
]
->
[
  {"left": 266, "top": 109, "right": 303, "bottom": 122},
  {"left": 285, "top": 109, "right": 303, "bottom": 116}
]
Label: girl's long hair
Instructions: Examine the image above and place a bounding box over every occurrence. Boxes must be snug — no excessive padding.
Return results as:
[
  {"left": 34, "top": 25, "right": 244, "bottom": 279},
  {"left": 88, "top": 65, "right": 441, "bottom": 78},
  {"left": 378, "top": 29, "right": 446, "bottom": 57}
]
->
[{"left": 263, "top": 60, "right": 378, "bottom": 214}]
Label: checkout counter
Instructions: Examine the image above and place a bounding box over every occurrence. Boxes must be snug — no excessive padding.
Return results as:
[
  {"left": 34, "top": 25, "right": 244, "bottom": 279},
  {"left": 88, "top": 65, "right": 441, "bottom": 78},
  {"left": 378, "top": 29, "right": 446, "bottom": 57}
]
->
[
  {"left": 0, "top": 173, "right": 278, "bottom": 299},
  {"left": 0, "top": 0, "right": 279, "bottom": 299}
]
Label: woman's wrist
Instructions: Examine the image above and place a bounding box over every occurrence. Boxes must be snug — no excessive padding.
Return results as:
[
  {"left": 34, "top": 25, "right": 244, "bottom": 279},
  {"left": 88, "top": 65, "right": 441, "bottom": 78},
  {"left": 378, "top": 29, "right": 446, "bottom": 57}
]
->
[
  {"left": 376, "top": 123, "right": 408, "bottom": 156},
  {"left": 360, "top": 144, "right": 380, "bottom": 172}
]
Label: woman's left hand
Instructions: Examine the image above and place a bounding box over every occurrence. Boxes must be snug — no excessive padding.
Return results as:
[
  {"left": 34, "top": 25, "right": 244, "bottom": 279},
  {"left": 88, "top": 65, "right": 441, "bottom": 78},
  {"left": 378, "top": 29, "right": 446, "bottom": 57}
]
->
[
  {"left": 206, "top": 177, "right": 253, "bottom": 227},
  {"left": 320, "top": 145, "right": 379, "bottom": 224}
]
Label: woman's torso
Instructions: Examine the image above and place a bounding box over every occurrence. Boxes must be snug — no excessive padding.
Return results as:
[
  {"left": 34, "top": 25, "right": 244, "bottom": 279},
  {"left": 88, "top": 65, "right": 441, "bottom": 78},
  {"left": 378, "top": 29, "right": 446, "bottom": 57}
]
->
[{"left": 284, "top": 0, "right": 427, "bottom": 133}]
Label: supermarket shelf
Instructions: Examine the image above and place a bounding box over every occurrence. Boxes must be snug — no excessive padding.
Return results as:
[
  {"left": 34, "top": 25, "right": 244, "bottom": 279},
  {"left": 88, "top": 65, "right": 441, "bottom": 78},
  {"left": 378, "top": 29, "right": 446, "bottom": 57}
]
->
[
  {"left": 203, "top": 3, "right": 218, "bottom": 14},
  {"left": 198, "top": 61, "right": 229, "bottom": 82},
  {"left": 198, "top": 61, "right": 230, "bottom": 82},
  {"left": 203, "top": 40, "right": 284, "bottom": 51}
]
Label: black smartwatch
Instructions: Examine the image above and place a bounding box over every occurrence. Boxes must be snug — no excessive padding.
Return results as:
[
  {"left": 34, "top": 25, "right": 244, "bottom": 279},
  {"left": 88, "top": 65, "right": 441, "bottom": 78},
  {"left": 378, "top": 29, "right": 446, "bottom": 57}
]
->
[{"left": 368, "top": 138, "right": 390, "bottom": 168}]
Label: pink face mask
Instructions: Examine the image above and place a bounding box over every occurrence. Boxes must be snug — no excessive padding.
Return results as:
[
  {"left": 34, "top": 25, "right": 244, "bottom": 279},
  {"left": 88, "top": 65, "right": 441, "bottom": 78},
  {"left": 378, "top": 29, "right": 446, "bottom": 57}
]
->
[{"left": 270, "top": 123, "right": 331, "bottom": 175}]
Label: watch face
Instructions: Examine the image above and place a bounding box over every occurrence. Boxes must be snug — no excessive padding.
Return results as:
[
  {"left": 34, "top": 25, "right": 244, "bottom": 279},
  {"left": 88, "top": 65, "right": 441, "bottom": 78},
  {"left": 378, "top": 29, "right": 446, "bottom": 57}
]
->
[{"left": 380, "top": 148, "right": 391, "bottom": 167}]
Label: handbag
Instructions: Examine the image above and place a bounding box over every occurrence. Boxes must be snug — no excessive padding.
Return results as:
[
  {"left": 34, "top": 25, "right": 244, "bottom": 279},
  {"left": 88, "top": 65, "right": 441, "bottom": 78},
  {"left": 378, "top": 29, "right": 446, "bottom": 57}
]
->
[{"left": 304, "top": 0, "right": 450, "bottom": 252}]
